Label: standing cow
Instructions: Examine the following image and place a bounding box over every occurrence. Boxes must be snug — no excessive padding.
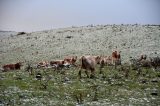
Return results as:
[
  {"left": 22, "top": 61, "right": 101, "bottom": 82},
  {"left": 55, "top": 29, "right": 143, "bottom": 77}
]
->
[
  {"left": 99, "top": 56, "right": 112, "bottom": 73},
  {"left": 78, "top": 55, "right": 100, "bottom": 78},
  {"left": 150, "top": 56, "right": 160, "bottom": 70},
  {"left": 50, "top": 60, "right": 65, "bottom": 70},
  {"left": 64, "top": 56, "right": 77, "bottom": 67},
  {"left": 2, "top": 62, "right": 22, "bottom": 72},
  {"left": 36, "top": 61, "right": 50, "bottom": 68},
  {"left": 112, "top": 51, "right": 121, "bottom": 68}
]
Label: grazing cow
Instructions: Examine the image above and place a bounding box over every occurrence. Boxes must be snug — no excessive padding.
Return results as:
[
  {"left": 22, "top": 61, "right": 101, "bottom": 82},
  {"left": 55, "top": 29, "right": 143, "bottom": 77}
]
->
[
  {"left": 139, "top": 59, "right": 152, "bottom": 67},
  {"left": 50, "top": 60, "right": 65, "bottom": 70},
  {"left": 99, "top": 56, "right": 113, "bottom": 73},
  {"left": 112, "top": 51, "right": 121, "bottom": 68},
  {"left": 64, "top": 56, "right": 77, "bottom": 66},
  {"left": 130, "top": 55, "right": 156, "bottom": 72},
  {"left": 78, "top": 55, "right": 100, "bottom": 78},
  {"left": 150, "top": 56, "right": 160, "bottom": 69},
  {"left": 37, "top": 61, "right": 49, "bottom": 68},
  {"left": 2, "top": 62, "right": 22, "bottom": 72},
  {"left": 100, "top": 56, "right": 112, "bottom": 66},
  {"left": 137, "top": 54, "right": 152, "bottom": 68},
  {"left": 139, "top": 54, "right": 147, "bottom": 61}
]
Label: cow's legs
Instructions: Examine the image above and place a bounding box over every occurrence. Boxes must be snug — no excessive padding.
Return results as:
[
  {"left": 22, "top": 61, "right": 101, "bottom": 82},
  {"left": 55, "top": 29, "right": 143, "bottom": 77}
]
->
[
  {"left": 99, "top": 62, "right": 104, "bottom": 74},
  {"left": 85, "top": 70, "right": 89, "bottom": 78},
  {"left": 114, "top": 62, "right": 117, "bottom": 69},
  {"left": 78, "top": 69, "right": 82, "bottom": 79},
  {"left": 90, "top": 68, "right": 95, "bottom": 79}
]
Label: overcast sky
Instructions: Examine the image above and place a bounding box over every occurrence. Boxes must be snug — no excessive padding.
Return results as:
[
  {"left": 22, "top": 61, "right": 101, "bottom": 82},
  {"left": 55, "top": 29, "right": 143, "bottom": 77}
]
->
[{"left": 0, "top": 0, "right": 160, "bottom": 32}]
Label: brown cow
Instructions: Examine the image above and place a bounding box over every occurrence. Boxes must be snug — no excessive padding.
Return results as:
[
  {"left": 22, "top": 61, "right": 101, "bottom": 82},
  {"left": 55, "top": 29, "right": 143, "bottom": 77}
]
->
[
  {"left": 150, "top": 56, "right": 160, "bottom": 69},
  {"left": 2, "top": 62, "right": 22, "bottom": 72},
  {"left": 64, "top": 56, "right": 77, "bottom": 66},
  {"left": 100, "top": 56, "right": 112, "bottom": 66},
  {"left": 139, "top": 54, "right": 147, "bottom": 61},
  {"left": 136, "top": 54, "right": 151, "bottom": 68},
  {"left": 50, "top": 60, "right": 65, "bottom": 70},
  {"left": 78, "top": 55, "right": 100, "bottom": 78},
  {"left": 112, "top": 51, "right": 121, "bottom": 68},
  {"left": 37, "top": 61, "right": 49, "bottom": 68},
  {"left": 99, "top": 56, "right": 113, "bottom": 73}
]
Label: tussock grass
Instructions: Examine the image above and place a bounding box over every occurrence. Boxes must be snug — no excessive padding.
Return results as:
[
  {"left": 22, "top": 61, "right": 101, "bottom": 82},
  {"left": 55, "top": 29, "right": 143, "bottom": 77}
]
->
[{"left": 0, "top": 65, "right": 160, "bottom": 105}]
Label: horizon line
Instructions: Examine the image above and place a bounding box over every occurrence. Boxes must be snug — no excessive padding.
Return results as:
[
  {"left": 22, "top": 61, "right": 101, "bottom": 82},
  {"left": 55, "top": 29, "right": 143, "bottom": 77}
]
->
[{"left": 1, "top": 23, "right": 160, "bottom": 33}]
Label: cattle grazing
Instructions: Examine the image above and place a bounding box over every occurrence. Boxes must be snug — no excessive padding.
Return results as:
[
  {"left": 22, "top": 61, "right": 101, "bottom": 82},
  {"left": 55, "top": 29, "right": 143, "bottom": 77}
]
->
[
  {"left": 99, "top": 56, "right": 112, "bottom": 73},
  {"left": 2, "top": 62, "right": 22, "bottom": 72},
  {"left": 139, "top": 59, "right": 152, "bottom": 68},
  {"left": 78, "top": 55, "right": 100, "bottom": 78},
  {"left": 150, "top": 56, "right": 160, "bottom": 69},
  {"left": 112, "top": 51, "right": 121, "bottom": 68},
  {"left": 100, "top": 56, "right": 112, "bottom": 65},
  {"left": 64, "top": 56, "right": 77, "bottom": 66},
  {"left": 129, "top": 55, "right": 158, "bottom": 74},
  {"left": 139, "top": 54, "right": 147, "bottom": 61},
  {"left": 137, "top": 54, "right": 153, "bottom": 68},
  {"left": 50, "top": 60, "right": 65, "bottom": 70},
  {"left": 37, "top": 61, "right": 49, "bottom": 68}
]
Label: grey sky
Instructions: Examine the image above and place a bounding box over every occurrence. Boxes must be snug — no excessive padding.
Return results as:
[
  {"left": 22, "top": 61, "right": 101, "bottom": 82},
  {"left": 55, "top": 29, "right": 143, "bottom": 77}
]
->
[{"left": 0, "top": 0, "right": 160, "bottom": 32}]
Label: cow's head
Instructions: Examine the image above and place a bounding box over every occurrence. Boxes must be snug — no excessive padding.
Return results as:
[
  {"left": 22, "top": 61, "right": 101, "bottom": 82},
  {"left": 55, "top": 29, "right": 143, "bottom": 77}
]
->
[
  {"left": 95, "top": 56, "right": 101, "bottom": 64},
  {"left": 140, "top": 54, "right": 147, "bottom": 60},
  {"left": 71, "top": 56, "right": 77, "bottom": 63},
  {"left": 16, "top": 62, "right": 23, "bottom": 66}
]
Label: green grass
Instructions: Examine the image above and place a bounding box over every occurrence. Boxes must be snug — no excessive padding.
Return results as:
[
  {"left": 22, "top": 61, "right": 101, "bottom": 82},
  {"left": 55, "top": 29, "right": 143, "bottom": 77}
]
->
[{"left": 0, "top": 65, "right": 160, "bottom": 105}]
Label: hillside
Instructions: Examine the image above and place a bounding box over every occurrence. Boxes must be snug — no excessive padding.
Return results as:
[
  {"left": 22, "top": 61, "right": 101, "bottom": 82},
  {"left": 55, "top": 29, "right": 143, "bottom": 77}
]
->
[
  {"left": 0, "top": 25, "right": 160, "bottom": 105},
  {"left": 0, "top": 24, "right": 160, "bottom": 65}
]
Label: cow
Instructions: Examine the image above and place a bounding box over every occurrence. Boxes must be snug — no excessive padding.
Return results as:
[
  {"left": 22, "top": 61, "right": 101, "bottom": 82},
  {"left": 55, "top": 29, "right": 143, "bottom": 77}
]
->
[
  {"left": 50, "top": 60, "right": 65, "bottom": 70},
  {"left": 137, "top": 54, "right": 152, "bottom": 68},
  {"left": 129, "top": 55, "right": 155, "bottom": 75},
  {"left": 139, "top": 54, "right": 147, "bottom": 61},
  {"left": 112, "top": 51, "right": 121, "bottom": 68},
  {"left": 150, "top": 56, "right": 160, "bottom": 69},
  {"left": 139, "top": 59, "right": 152, "bottom": 68},
  {"left": 37, "top": 61, "right": 49, "bottom": 68},
  {"left": 99, "top": 56, "right": 113, "bottom": 73},
  {"left": 100, "top": 56, "right": 112, "bottom": 66},
  {"left": 64, "top": 56, "right": 77, "bottom": 67},
  {"left": 2, "top": 62, "right": 22, "bottom": 72},
  {"left": 78, "top": 55, "right": 100, "bottom": 78}
]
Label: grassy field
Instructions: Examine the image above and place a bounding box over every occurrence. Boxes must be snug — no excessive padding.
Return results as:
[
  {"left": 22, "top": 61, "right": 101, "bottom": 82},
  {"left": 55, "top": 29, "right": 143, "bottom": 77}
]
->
[
  {"left": 0, "top": 24, "right": 160, "bottom": 105},
  {"left": 0, "top": 65, "right": 160, "bottom": 106}
]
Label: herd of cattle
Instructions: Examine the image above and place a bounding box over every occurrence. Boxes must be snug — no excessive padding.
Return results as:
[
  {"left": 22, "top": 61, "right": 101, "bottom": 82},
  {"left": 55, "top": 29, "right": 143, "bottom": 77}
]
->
[{"left": 1, "top": 50, "right": 160, "bottom": 78}]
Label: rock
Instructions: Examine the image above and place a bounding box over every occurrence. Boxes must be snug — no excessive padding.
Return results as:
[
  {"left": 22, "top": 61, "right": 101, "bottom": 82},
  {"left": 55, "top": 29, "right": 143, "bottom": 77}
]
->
[
  {"left": 141, "top": 80, "right": 147, "bottom": 84},
  {"left": 64, "top": 77, "right": 70, "bottom": 82},
  {"left": 151, "top": 89, "right": 158, "bottom": 96},
  {"left": 151, "top": 79, "right": 158, "bottom": 83},
  {"left": 151, "top": 92, "right": 158, "bottom": 96},
  {"left": 36, "top": 73, "right": 42, "bottom": 80},
  {"left": 17, "top": 32, "right": 26, "bottom": 35}
]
